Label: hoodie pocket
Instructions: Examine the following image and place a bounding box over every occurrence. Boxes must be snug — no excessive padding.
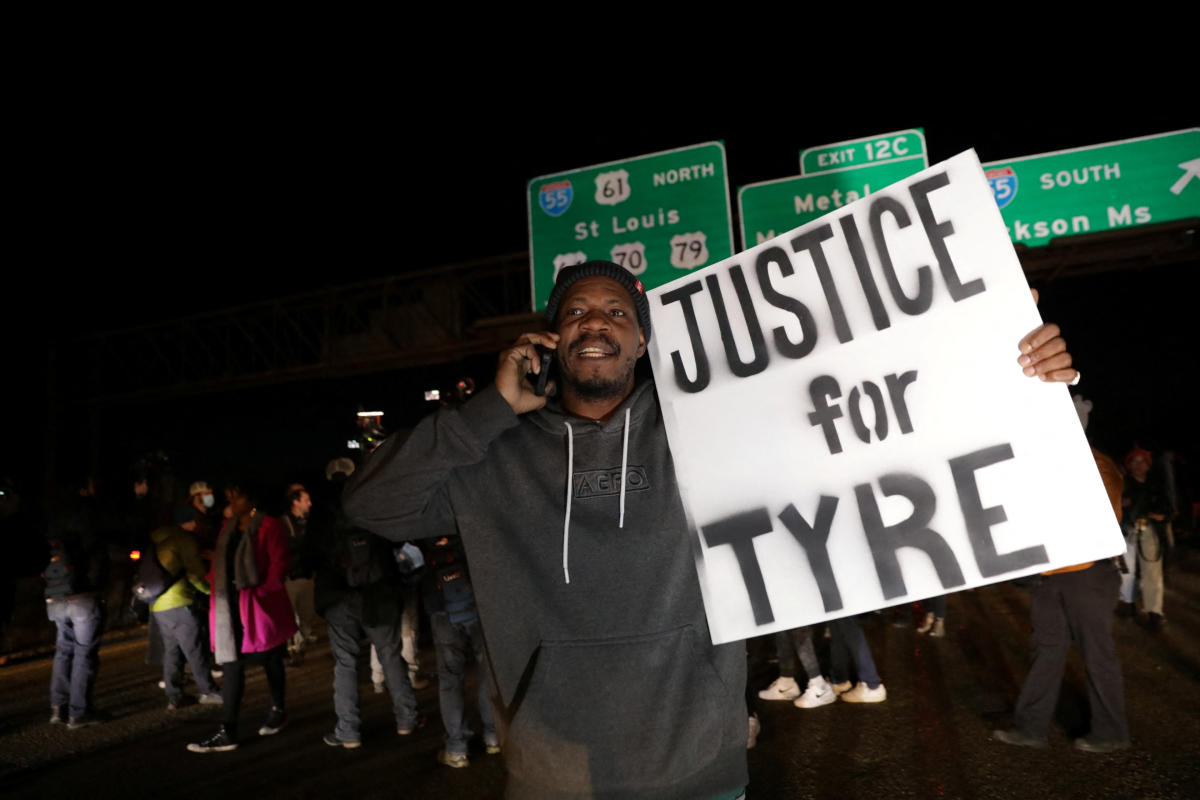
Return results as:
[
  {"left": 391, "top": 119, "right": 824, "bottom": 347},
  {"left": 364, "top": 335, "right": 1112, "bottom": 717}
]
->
[{"left": 505, "top": 624, "right": 734, "bottom": 794}]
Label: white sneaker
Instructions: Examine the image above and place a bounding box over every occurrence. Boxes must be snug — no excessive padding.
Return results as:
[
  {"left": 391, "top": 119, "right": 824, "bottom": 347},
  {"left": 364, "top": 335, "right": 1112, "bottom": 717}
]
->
[
  {"left": 831, "top": 680, "right": 853, "bottom": 695},
  {"left": 841, "top": 682, "right": 887, "bottom": 703},
  {"left": 929, "top": 618, "right": 946, "bottom": 638},
  {"left": 757, "top": 676, "right": 801, "bottom": 701},
  {"left": 794, "top": 676, "right": 837, "bottom": 708}
]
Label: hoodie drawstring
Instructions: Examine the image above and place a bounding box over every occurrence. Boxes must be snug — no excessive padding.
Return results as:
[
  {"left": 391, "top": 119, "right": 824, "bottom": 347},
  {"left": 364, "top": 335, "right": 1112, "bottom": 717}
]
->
[
  {"left": 619, "top": 407, "right": 630, "bottom": 529},
  {"left": 562, "top": 408, "right": 632, "bottom": 585},
  {"left": 563, "top": 422, "right": 574, "bottom": 585}
]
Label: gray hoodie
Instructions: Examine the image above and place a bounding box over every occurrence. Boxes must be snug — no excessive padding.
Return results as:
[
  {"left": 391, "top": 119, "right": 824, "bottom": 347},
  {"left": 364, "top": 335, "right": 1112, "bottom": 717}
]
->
[{"left": 344, "top": 379, "right": 748, "bottom": 799}]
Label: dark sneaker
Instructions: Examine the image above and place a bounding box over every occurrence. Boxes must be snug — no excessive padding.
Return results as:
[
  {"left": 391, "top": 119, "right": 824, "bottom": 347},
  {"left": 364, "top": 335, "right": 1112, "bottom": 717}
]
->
[
  {"left": 324, "top": 732, "right": 362, "bottom": 749},
  {"left": 1074, "top": 735, "right": 1131, "bottom": 753},
  {"left": 438, "top": 750, "right": 469, "bottom": 768},
  {"left": 67, "top": 714, "right": 101, "bottom": 730},
  {"left": 992, "top": 728, "right": 1048, "bottom": 749},
  {"left": 49, "top": 706, "right": 66, "bottom": 725},
  {"left": 258, "top": 707, "right": 288, "bottom": 736},
  {"left": 188, "top": 727, "right": 239, "bottom": 753}
]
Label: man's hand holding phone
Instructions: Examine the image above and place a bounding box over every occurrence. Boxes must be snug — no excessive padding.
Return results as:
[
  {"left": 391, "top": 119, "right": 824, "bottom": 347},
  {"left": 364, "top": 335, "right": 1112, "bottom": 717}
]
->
[{"left": 496, "top": 332, "right": 559, "bottom": 415}]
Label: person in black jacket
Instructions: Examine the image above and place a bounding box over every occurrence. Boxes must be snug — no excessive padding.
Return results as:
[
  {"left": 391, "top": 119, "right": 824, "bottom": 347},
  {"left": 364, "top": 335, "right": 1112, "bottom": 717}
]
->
[
  {"left": 315, "top": 488, "right": 418, "bottom": 748},
  {"left": 44, "top": 478, "right": 109, "bottom": 728}
]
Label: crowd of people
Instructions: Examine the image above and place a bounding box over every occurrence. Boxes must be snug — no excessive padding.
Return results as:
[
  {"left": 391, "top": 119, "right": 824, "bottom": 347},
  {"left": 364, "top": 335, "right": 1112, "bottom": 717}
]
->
[
  {"left": 41, "top": 459, "right": 496, "bottom": 768},
  {"left": 36, "top": 261, "right": 1191, "bottom": 798}
]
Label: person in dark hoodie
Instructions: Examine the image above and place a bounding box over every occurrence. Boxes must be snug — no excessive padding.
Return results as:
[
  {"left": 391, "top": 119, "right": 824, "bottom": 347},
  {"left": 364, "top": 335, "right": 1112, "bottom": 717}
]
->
[{"left": 342, "top": 262, "right": 1079, "bottom": 799}]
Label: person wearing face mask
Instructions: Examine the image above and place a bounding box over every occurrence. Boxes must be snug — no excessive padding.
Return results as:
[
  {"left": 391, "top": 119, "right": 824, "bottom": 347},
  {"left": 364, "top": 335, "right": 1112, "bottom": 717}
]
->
[{"left": 185, "top": 481, "right": 222, "bottom": 558}]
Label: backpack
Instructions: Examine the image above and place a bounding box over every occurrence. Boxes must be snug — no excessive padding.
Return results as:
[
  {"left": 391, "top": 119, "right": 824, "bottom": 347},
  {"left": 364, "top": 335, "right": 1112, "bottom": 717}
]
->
[
  {"left": 426, "top": 536, "right": 477, "bottom": 626},
  {"left": 342, "top": 529, "right": 387, "bottom": 588},
  {"left": 132, "top": 545, "right": 183, "bottom": 605},
  {"left": 43, "top": 536, "right": 81, "bottom": 598}
]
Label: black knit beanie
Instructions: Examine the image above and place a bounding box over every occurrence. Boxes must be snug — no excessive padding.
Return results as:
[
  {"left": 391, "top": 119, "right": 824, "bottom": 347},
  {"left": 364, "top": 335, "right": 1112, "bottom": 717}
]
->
[{"left": 543, "top": 261, "right": 652, "bottom": 343}]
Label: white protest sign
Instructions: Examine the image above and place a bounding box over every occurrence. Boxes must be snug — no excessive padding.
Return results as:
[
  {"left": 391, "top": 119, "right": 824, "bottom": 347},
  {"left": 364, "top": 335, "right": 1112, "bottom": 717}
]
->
[{"left": 647, "top": 150, "right": 1125, "bottom": 646}]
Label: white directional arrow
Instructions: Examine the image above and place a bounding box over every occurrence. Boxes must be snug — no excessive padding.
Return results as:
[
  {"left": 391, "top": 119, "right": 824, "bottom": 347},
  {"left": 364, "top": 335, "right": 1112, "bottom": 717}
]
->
[{"left": 1169, "top": 157, "right": 1200, "bottom": 195}]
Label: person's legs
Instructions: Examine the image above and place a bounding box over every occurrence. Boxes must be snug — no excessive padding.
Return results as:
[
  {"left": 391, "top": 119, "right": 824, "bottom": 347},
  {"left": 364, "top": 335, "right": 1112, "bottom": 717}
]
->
[
  {"left": 221, "top": 658, "right": 245, "bottom": 740},
  {"left": 431, "top": 611, "right": 470, "bottom": 755},
  {"left": 774, "top": 629, "right": 798, "bottom": 678},
  {"left": 370, "top": 617, "right": 418, "bottom": 733},
  {"left": 156, "top": 609, "right": 187, "bottom": 704},
  {"left": 466, "top": 620, "right": 498, "bottom": 747},
  {"left": 1118, "top": 528, "right": 1137, "bottom": 605},
  {"left": 831, "top": 617, "right": 880, "bottom": 688},
  {"left": 793, "top": 627, "right": 821, "bottom": 680},
  {"left": 1064, "top": 566, "right": 1129, "bottom": 743},
  {"left": 67, "top": 596, "right": 102, "bottom": 718},
  {"left": 325, "top": 598, "right": 364, "bottom": 742},
  {"left": 1011, "top": 577, "right": 1069, "bottom": 739},
  {"left": 47, "top": 601, "right": 71, "bottom": 711},
  {"left": 1138, "top": 525, "right": 1164, "bottom": 616},
  {"left": 261, "top": 645, "right": 287, "bottom": 711},
  {"left": 176, "top": 606, "right": 219, "bottom": 696}
]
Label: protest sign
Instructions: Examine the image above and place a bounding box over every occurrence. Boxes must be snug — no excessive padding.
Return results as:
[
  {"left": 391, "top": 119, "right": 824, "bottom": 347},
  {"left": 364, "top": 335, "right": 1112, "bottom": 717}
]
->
[{"left": 646, "top": 150, "right": 1125, "bottom": 645}]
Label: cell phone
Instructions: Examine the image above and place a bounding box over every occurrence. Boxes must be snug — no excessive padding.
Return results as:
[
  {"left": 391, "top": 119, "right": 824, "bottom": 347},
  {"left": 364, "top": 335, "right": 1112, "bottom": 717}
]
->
[{"left": 531, "top": 345, "right": 556, "bottom": 397}]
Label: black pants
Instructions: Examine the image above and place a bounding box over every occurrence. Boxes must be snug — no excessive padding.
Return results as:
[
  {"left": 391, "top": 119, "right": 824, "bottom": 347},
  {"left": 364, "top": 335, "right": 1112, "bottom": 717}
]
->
[
  {"left": 1013, "top": 565, "right": 1128, "bottom": 741},
  {"left": 220, "top": 644, "right": 286, "bottom": 740}
]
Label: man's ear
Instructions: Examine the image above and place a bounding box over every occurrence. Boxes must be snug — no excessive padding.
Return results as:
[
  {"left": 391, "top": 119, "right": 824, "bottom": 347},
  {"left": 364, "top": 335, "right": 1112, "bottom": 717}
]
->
[{"left": 636, "top": 330, "right": 646, "bottom": 358}]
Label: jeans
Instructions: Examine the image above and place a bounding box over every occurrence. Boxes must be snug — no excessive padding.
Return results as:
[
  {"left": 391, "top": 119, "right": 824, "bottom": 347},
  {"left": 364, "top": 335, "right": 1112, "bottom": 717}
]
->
[
  {"left": 47, "top": 594, "right": 103, "bottom": 718},
  {"left": 431, "top": 611, "right": 497, "bottom": 756},
  {"left": 325, "top": 593, "right": 417, "bottom": 741},
  {"left": 829, "top": 616, "right": 881, "bottom": 689},
  {"left": 774, "top": 626, "right": 821, "bottom": 680},
  {"left": 155, "top": 605, "right": 219, "bottom": 702}
]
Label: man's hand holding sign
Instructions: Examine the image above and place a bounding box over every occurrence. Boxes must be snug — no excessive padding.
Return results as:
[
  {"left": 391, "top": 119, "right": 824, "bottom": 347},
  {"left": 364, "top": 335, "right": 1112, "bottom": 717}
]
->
[{"left": 647, "top": 150, "right": 1119, "bottom": 645}]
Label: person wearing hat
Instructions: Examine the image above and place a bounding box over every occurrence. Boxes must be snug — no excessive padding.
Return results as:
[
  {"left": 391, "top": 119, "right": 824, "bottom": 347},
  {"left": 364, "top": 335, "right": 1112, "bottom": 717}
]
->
[
  {"left": 150, "top": 507, "right": 223, "bottom": 710},
  {"left": 343, "top": 262, "right": 1079, "bottom": 797},
  {"left": 184, "top": 481, "right": 221, "bottom": 557}
]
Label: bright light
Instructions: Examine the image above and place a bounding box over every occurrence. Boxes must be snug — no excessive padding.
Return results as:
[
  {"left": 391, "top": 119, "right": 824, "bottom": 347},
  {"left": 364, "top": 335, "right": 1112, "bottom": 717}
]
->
[
  {"left": 357, "top": 410, "right": 384, "bottom": 417},
  {"left": 424, "top": 390, "right": 440, "bottom": 401},
  {"left": 347, "top": 440, "right": 362, "bottom": 449},
  {"left": 129, "top": 550, "right": 141, "bottom": 561}
]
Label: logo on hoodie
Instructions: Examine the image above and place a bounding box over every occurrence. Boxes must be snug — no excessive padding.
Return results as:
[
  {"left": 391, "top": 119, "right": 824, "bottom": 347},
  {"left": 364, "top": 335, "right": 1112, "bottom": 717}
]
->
[{"left": 573, "top": 466, "right": 650, "bottom": 499}]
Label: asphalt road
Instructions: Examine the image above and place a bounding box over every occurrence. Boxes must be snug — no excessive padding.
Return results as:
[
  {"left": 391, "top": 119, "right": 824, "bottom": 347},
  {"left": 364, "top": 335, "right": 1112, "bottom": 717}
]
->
[{"left": 3, "top": 548, "right": 1199, "bottom": 799}]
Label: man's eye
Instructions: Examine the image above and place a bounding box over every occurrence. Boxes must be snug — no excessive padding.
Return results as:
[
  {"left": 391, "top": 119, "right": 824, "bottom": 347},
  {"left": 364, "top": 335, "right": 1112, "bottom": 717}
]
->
[{"left": 611, "top": 309, "right": 625, "bottom": 316}]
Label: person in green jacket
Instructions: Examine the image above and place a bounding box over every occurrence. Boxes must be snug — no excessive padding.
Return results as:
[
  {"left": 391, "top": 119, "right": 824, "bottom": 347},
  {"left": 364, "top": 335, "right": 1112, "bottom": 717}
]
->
[{"left": 152, "top": 508, "right": 222, "bottom": 710}]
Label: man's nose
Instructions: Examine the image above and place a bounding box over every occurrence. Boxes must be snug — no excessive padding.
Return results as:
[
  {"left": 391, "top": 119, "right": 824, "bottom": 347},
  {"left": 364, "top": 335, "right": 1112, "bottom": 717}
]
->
[{"left": 578, "top": 308, "right": 609, "bottom": 329}]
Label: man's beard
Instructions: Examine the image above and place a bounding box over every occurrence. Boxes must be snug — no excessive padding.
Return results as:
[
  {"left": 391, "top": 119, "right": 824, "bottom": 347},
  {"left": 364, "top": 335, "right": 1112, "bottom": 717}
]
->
[{"left": 560, "top": 335, "right": 637, "bottom": 400}]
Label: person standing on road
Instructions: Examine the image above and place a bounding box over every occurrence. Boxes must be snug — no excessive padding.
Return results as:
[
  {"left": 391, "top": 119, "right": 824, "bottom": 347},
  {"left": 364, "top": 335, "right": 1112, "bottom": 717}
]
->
[
  {"left": 150, "top": 508, "right": 222, "bottom": 710},
  {"left": 188, "top": 480, "right": 296, "bottom": 753},
  {"left": 421, "top": 533, "right": 500, "bottom": 768},
  {"left": 993, "top": 447, "right": 1131, "bottom": 753},
  {"left": 282, "top": 485, "right": 318, "bottom": 662},
  {"left": 315, "top": 476, "right": 419, "bottom": 749},
  {"left": 1119, "top": 447, "right": 1170, "bottom": 631},
  {"left": 44, "top": 478, "right": 109, "bottom": 729}
]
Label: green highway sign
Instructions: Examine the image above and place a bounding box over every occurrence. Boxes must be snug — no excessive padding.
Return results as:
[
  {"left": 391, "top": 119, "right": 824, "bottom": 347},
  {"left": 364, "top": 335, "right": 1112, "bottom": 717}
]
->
[
  {"left": 528, "top": 142, "right": 733, "bottom": 311},
  {"left": 800, "top": 128, "right": 927, "bottom": 175},
  {"left": 983, "top": 128, "right": 1200, "bottom": 247},
  {"left": 739, "top": 157, "right": 928, "bottom": 250}
]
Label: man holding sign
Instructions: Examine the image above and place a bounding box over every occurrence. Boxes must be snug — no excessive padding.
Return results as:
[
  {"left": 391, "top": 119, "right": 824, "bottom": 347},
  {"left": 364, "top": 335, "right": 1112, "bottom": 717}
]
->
[{"left": 344, "top": 236, "right": 1076, "bottom": 796}]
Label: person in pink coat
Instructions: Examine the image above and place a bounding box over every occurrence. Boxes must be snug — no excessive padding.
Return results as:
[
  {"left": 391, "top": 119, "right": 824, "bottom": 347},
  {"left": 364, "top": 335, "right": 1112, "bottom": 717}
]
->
[{"left": 188, "top": 480, "right": 297, "bottom": 753}]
